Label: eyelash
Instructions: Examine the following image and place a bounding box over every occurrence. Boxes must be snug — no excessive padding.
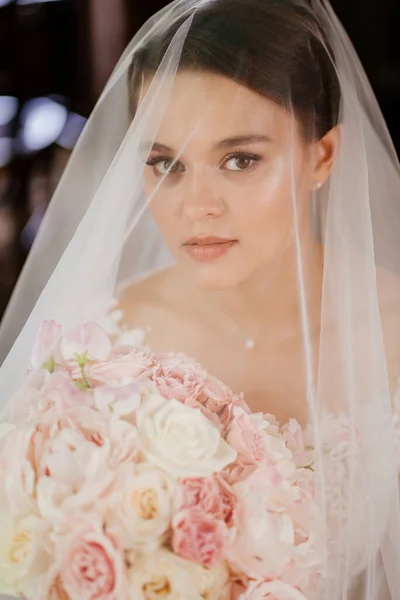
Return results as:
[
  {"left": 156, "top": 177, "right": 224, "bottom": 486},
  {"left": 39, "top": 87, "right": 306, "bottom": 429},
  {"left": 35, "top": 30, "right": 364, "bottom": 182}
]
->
[{"left": 145, "top": 151, "right": 263, "bottom": 176}]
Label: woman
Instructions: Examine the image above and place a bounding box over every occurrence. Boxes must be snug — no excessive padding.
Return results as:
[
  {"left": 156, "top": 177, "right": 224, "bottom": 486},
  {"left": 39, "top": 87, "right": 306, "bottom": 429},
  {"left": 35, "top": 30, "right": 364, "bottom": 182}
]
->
[
  {"left": 118, "top": 1, "right": 339, "bottom": 427},
  {"left": 0, "top": 0, "right": 399, "bottom": 598}
]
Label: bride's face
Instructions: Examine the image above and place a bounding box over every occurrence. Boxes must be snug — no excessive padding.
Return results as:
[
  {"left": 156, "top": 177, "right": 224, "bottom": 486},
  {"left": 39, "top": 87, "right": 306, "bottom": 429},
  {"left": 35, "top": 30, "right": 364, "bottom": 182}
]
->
[{"left": 143, "top": 72, "right": 321, "bottom": 290}]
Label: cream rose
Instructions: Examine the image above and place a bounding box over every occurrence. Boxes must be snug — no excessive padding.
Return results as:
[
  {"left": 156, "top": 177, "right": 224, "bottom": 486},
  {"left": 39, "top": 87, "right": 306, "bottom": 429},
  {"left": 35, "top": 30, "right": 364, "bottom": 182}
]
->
[
  {"left": 136, "top": 394, "right": 236, "bottom": 477},
  {"left": 128, "top": 548, "right": 228, "bottom": 600},
  {"left": 107, "top": 463, "right": 175, "bottom": 552},
  {"left": 0, "top": 509, "right": 50, "bottom": 596}
]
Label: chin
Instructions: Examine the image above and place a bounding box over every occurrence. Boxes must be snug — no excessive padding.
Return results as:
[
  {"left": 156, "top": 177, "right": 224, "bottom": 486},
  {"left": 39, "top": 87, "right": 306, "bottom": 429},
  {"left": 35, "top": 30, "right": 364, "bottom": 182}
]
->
[{"left": 185, "top": 262, "right": 247, "bottom": 291}]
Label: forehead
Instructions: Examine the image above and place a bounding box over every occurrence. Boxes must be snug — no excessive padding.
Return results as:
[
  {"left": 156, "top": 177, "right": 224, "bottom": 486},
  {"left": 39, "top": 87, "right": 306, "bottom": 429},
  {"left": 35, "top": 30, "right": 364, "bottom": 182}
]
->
[{"left": 143, "top": 71, "right": 291, "bottom": 149}]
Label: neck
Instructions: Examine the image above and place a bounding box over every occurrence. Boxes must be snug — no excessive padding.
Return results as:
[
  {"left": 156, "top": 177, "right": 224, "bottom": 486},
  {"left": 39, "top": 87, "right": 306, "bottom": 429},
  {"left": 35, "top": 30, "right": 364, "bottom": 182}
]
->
[{"left": 193, "top": 240, "right": 323, "bottom": 342}]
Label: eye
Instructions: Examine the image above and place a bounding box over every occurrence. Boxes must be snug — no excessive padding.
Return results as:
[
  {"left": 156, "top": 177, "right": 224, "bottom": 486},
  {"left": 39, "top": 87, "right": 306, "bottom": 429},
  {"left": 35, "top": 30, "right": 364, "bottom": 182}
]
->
[
  {"left": 222, "top": 152, "right": 262, "bottom": 172},
  {"left": 146, "top": 156, "right": 184, "bottom": 176}
]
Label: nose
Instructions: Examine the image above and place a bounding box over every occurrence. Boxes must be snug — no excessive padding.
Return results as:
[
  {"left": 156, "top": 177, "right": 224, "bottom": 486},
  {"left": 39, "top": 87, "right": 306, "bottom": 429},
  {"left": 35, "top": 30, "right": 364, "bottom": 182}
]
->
[{"left": 181, "top": 166, "right": 224, "bottom": 220}]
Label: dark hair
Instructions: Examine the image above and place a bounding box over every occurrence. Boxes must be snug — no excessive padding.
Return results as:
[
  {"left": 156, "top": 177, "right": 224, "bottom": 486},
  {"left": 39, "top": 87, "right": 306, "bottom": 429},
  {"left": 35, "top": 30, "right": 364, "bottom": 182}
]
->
[{"left": 128, "top": 0, "right": 340, "bottom": 141}]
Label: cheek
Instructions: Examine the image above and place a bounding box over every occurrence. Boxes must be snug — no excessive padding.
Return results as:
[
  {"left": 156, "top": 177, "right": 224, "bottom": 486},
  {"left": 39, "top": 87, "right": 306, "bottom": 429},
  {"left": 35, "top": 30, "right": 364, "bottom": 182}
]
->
[
  {"left": 144, "top": 174, "right": 171, "bottom": 232},
  {"left": 231, "top": 167, "right": 295, "bottom": 254},
  {"left": 241, "top": 193, "right": 294, "bottom": 259},
  {"left": 231, "top": 168, "right": 312, "bottom": 269},
  {"left": 147, "top": 193, "right": 179, "bottom": 246}
]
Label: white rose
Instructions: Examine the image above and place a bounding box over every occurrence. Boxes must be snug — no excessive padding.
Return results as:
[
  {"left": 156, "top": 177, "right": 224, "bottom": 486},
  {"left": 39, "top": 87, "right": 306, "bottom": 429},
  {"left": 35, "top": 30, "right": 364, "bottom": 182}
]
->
[
  {"left": 108, "top": 463, "right": 175, "bottom": 552},
  {"left": 128, "top": 548, "right": 228, "bottom": 600},
  {"left": 137, "top": 394, "right": 236, "bottom": 478},
  {"left": 0, "top": 509, "right": 50, "bottom": 596}
]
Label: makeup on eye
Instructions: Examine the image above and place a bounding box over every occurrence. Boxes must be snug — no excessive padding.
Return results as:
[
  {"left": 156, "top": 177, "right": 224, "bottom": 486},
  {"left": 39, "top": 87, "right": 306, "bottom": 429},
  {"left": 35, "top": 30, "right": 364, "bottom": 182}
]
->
[
  {"left": 221, "top": 151, "right": 263, "bottom": 171},
  {"left": 145, "top": 155, "right": 184, "bottom": 175},
  {"left": 145, "top": 150, "right": 264, "bottom": 176}
]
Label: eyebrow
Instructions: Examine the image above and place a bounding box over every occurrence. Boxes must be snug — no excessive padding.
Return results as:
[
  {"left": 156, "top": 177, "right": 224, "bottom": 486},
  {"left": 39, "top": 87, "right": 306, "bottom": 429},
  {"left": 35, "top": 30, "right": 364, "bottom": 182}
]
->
[
  {"left": 145, "top": 134, "right": 272, "bottom": 155},
  {"left": 214, "top": 134, "right": 272, "bottom": 149},
  {"left": 148, "top": 142, "right": 175, "bottom": 153}
]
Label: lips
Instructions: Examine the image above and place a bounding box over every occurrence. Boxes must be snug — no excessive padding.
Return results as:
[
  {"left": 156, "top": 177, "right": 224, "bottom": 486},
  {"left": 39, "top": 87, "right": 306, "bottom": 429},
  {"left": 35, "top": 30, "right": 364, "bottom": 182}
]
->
[
  {"left": 183, "top": 236, "right": 236, "bottom": 246},
  {"left": 183, "top": 237, "right": 237, "bottom": 262}
]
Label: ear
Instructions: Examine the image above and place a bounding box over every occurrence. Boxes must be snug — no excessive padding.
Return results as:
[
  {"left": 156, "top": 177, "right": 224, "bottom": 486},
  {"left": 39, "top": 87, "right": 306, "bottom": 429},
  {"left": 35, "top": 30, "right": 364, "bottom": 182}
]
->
[{"left": 311, "top": 124, "right": 342, "bottom": 190}]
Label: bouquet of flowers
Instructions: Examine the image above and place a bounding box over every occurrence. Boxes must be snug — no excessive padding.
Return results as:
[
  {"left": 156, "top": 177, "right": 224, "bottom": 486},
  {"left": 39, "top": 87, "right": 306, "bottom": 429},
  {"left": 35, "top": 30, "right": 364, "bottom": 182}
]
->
[{"left": 0, "top": 321, "right": 324, "bottom": 600}]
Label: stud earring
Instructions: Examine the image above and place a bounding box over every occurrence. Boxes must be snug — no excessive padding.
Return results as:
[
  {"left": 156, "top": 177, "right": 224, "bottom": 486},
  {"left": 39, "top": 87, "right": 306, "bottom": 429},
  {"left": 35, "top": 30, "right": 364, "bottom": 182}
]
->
[{"left": 314, "top": 181, "right": 323, "bottom": 190}]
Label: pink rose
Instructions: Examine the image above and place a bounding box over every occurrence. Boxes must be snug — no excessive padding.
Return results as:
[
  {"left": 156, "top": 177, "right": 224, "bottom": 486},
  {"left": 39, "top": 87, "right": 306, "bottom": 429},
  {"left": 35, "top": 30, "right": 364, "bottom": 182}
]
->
[
  {"left": 183, "top": 396, "right": 222, "bottom": 427},
  {"left": 240, "top": 580, "right": 308, "bottom": 600},
  {"left": 228, "top": 466, "right": 323, "bottom": 584},
  {"left": 69, "top": 405, "right": 139, "bottom": 467},
  {"left": 36, "top": 429, "right": 113, "bottom": 520},
  {"left": 216, "top": 476, "right": 237, "bottom": 526},
  {"left": 178, "top": 475, "right": 236, "bottom": 526},
  {"left": 1, "top": 403, "right": 139, "bottom": 522},
  {"left": 153, "top": 354, "right": 223, "bottom": 426},
  {"left": 224, "top": 462, "right": 258, "bottom": 485},
  {"left": 227, "top": 408, "right": 291, "bottom": 467},
  {"left": 172, "top": 507, "right": 225, "bottom": 567},
  {"left": 57, "top": 519, "right": 127, "bottom": 600},
  {"left": 281, "top": 419, "right": 313, "bottom": 469},
  {"left": 153, "top": 353, "right": 207, "bottom": 403},
  {"left": 35, "top": 406, "right": 138, "bottom": 519},
  {"left": 154, "top": 354, "right": 237, "bottom": 424},
  {"left": 228, "top": 466, "right": 298, "bottom": 580},
  {"left": 292, "top": 466, "right": 315, "bottom": 497},
  {"left": 219, "top": 395, "right": 251, "bottom": 428},
  {"left": 200, "top": 374, "right": 236, "bottom": 414},
  {"left": 84, "top": 348, "right": 157, "bottom": 386}
]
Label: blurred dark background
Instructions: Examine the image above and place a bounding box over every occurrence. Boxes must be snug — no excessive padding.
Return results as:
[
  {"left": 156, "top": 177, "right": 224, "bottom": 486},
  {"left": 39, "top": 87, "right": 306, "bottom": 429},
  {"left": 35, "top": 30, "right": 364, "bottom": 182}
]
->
[{"left": 0, "top": 0, "right": 398, "bottom": 319}]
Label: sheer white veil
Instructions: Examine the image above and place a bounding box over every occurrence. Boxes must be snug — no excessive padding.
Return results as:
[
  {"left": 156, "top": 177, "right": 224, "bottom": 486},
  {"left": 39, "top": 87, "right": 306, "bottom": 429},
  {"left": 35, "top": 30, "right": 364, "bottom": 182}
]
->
[{"left": 0, "top": 0, "right": 400, "bottom": 598}]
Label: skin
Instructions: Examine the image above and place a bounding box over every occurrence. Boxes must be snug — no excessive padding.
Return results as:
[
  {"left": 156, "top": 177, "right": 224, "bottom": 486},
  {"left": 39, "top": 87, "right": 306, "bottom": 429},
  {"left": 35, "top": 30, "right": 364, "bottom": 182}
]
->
[{"left": 120, "top": 71, "right": 400, "bottom": 426}]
